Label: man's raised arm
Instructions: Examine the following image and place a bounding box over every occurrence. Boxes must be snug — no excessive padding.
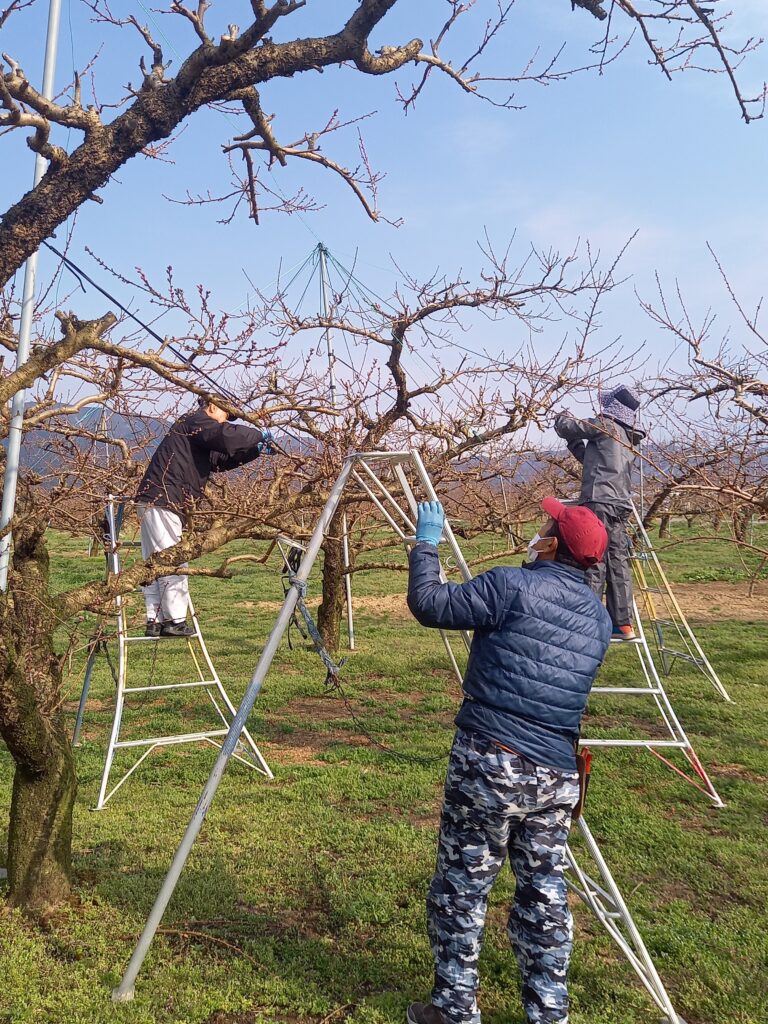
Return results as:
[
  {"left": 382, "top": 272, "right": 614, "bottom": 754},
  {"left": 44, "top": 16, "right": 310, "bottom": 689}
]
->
[{"left": 406, "top": 502, "right": 508, "bottom": 631}]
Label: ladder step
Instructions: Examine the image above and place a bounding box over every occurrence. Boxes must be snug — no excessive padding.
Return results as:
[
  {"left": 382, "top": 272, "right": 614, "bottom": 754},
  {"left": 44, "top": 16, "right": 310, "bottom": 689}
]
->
[
  {"left": 659, "top": 650, "right": 705, "bottom": 667},
  {"left": 114, "top": 729, "right": 229, "bottom": 750},
  {"left": 609, "top": 637, "right": 643, "bottom": 645},
  {"left": 123, "top": 680, "right": 217, "bottom": 694},
  {"left": 123, "top": 634, "right": 200, "bottom": 643},
  {"left": 591, "top": 686, "right": 663, "bottom": 695},
  {"left": 580, "top": 739, "right": 687, "bottom": 748},
  {"left": 652, "top": 619, "right": 676, "bottom": 628},
  {"left": 640, "top": 586, "right": 663, "bottom": 595}
]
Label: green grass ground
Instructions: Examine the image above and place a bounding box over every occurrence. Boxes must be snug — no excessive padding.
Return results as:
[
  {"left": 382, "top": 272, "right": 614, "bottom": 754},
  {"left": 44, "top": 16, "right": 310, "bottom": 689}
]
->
[{"left": 0, "top": 524, "right": 766, "bottom": 1024}]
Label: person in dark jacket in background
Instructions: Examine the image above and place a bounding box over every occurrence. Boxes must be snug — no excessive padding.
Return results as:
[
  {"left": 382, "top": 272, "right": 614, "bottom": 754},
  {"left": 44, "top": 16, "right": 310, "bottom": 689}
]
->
[
  {"left": 135, "top": 395, "right": 274, "bottom": 638},
  {"left": 554, "top": 384, "right": 646, "bottom": 639},
  {"left": 406, "top": 498, "right": 611, "bottom": 1024}
]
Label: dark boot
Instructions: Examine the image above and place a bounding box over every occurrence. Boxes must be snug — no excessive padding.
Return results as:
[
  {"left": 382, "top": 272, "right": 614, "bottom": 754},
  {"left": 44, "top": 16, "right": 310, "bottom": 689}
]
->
[
  {"left": 160, "top": 620, "right": 196, "bottom": 638},
  {"left": 407, "top": 1004, "right": 447, "bottom": 1024},
  {"left": 144, "top": 620, "right": 161, "bottom": 638}
]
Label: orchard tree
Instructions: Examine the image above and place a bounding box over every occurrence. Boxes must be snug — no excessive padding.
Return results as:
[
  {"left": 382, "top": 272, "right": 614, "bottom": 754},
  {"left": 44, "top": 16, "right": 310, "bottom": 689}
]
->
[
  {"left": 253, "top": 235, "right": 636, "bottom": 646},
  {"left": 0, "top": 0, "right": 765, "bottom": 919},
  {"left": 0, "top": 0, "right": 765, "bottom": 286},
  {"left": 640, "top": 256, "right": 768, "bottom": 549},
  {"left": 0, "top": 238, "right": 630, "bottom": 915}
]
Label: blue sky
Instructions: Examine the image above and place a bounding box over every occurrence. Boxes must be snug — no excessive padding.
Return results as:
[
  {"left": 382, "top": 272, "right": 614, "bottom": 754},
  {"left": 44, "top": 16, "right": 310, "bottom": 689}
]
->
[{"left": 2, "top": 1, "right": 767, "bottom": 399}]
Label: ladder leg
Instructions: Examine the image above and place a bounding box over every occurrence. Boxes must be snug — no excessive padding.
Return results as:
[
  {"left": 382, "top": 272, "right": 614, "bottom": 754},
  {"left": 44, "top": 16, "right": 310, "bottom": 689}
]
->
[
  {"left": 587, "top": 600, "right": 725, "bottom": 808},
  {"left": 440, "top": 630, "right": 464, "bottom": 685},
  {"left": 634, "top": 608, "right": 724, "bottom": 807},
  {"left": 392, "top": 460, "right": 472, "bottom": 653},
  {"left": 206, "top": 685, "right": 274, "bottom": 779},
  {"left": 94, "top": 629, "right": 127, "bottom": 811},
  {"left": 189, "top": 603, "right": 274, "bottom": 779},
  {"left": 73, "top": 643, "right": 99, "bottom": 746},
  {"left": 631, "top": 503, "right": 732, "bottom": 702},
  {"left": 569, "top": 818, "right": 687, "bottom": 1023}
]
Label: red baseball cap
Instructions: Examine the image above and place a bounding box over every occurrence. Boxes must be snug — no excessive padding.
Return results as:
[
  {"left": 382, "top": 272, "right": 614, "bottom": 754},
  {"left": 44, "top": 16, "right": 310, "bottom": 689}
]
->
[{"left": 541, "top": 497, "right": 608, "bottom": 567}]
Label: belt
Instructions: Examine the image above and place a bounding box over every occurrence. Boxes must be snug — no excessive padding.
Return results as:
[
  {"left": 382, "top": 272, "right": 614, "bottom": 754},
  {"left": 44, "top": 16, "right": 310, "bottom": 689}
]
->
[{"left": 491, "top": 739, "right": 522, "bottom": 757}]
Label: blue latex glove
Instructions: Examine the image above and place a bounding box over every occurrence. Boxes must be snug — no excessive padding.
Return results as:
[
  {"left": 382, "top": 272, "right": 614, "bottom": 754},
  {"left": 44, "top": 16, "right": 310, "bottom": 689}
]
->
[
  {"left": 415, "top": 500, "right": 445, "bottom": 546},
  {"left": 257, "top": 427, "right": 275, "bottom": 455}
]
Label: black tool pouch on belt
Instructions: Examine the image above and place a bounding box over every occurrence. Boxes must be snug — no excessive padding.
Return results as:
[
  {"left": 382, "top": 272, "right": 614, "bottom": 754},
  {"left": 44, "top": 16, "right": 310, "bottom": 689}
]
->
[{"left": 573, "top": 747, "right": 593, "bottom": 820}]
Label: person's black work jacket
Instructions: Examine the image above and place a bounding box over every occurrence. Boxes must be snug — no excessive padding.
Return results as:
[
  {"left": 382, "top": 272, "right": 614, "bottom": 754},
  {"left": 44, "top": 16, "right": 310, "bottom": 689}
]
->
[{"left": 136, "top": 409, "right": 265, "bottom": 514}]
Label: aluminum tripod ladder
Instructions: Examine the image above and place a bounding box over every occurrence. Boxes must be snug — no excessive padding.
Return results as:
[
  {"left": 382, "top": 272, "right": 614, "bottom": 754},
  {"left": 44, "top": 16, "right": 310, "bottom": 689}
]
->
[
  {"left": 114, "top": 452, "right": 687, "bottom": 1021},
  {"left": 555, "top": 500, "right": 723, "bottom": 806},
  {"left": 580, "top": 597, "right": 723, "bottom": 807},
  {"left": 74, "top": 498, "right": 272, "bottom": 810},
  {"left": 629, "top": 503, "right": 732, "bottom": 702}
]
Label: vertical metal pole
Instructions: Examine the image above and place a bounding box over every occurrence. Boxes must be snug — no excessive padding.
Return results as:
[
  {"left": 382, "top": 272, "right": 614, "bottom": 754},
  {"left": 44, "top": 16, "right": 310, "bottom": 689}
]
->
[
  {"left": 500, "top": 474, "right": 514, "bottom": 548},
  {"left": 318, "top": 243, "right": 355, "bottom": 649},
  {"left": 112, "top": 459, "right": 354, "bottom": 1002},
  {"left": 318, "top": 244, "right": 337, "bottom": 409},
  {"left": 95, "top": 498, "right": 126, "bottom": 810},
  {"left": 341, "top": 518, "right": 355, "bottom": 649},
  {"left": 72, "top": 644, "right": 98, "bottom": 746},
  {"left": 0, "top": 0, "right": 64, "bottom": 591},
  {"left": 410, "top": 451, "right": 474, "bottom": 583},
  {"left": 639, "top": 441, "right": 645, "bottom": 524}
]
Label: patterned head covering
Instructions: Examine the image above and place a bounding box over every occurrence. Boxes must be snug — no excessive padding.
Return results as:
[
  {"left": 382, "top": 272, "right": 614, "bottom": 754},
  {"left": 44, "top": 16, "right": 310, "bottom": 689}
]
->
[{"left": 600, "top": 384, "right": 641, "bottom": 431}]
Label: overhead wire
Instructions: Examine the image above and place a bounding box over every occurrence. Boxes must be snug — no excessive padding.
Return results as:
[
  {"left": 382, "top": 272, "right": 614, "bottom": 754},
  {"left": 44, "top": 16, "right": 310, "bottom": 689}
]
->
[
  {"left": 239, "top": 247, "right": 316, "bottom": 316},
  {"left": 323, "top": 255, "right": 364, "bottom": 379},
  {"left": 43, "top": 241, "right": 302, "bottom": 446}
]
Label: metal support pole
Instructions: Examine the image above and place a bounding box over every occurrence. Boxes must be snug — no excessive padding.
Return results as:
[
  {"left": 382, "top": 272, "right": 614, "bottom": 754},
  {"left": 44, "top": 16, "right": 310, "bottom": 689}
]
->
[
  {"left": 0, "top": 0, "right": 64, "bottom": 591},
  {"left": 317, "top": 244, "right": 338, "bottom": 410},
  {"left": 112, "top": 459, "right": 354, "bottom": 1002},
  {"left": 341, "top": 512, "right": 355, "bottom": 650},
  {"left": 72, "top": 643, "right": 98, "bottom": 746},
  {"left": 317, "top": 242, "right": 355, "bottom": 648},
  {"left": 411, "top": 451, "right": 474, "bottom": 582}
]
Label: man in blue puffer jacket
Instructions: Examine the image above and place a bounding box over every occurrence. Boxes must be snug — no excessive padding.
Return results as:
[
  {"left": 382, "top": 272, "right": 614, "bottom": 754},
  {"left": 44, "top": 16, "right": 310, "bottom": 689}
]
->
[{"left": 406, "top": 497, "right": 611, "bottom": 1024}]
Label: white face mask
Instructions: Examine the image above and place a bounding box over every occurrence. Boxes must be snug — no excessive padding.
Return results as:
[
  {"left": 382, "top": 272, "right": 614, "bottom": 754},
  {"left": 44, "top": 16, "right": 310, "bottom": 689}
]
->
[{"left": 526, "top": 532, "right": 543, "bottom": 563}]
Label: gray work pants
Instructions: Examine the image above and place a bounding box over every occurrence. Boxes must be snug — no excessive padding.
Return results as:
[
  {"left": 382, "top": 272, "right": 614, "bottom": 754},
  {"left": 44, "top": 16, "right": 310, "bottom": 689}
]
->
[{"left": 583, "top": 503, "right": 633, "bottom": 628}]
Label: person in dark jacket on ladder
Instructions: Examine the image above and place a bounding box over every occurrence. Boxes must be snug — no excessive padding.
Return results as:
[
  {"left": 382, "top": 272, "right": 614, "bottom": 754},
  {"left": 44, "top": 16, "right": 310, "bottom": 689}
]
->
[
  {"left": 554, "top": 384, "right": 646, "bottom": 640},
  {"left": 135, "top": 395, "right": 274, "bottom": 638},
  {"left": 406, "top": 498, "right": 611, "bottom": 1024}
]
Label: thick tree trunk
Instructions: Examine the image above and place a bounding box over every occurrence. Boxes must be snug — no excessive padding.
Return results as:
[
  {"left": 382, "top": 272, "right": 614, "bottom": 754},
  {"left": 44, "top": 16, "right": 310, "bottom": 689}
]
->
[
  {"left": 659, "top": 513, "right": 671, "bottom": 538},
  {"left": 317, "top": 510, "right": 346, "bottom": 652},
  {"left": 7, "top": 721, "right": 77, "bottom": 915},
  {"left": 0, "top": 509, "right": 77, "bottom": 915}
]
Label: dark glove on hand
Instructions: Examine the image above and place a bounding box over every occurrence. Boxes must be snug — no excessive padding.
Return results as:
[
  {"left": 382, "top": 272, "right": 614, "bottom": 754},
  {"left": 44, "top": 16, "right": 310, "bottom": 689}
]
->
[{"left": 415, "top": 500, "right": 445, "bottom": 547}]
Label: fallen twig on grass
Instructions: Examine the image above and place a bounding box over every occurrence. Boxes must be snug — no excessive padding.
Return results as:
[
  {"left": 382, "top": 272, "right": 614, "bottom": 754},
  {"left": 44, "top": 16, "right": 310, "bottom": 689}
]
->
[{"left": 156, "top": 927, "right": 261, "bottom": 968}]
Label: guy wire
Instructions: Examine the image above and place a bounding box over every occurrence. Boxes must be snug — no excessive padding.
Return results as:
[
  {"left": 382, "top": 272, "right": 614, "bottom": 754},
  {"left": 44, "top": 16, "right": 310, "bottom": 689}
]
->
[{"left": 43, "top": 241, "right": 301, "bottom": 447}]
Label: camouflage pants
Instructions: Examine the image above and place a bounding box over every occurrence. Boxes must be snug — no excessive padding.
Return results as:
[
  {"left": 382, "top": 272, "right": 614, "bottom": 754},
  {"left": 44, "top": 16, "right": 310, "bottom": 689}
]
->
[{"left": 427, "top": 729, "right": 579, "bottom": 1024}]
